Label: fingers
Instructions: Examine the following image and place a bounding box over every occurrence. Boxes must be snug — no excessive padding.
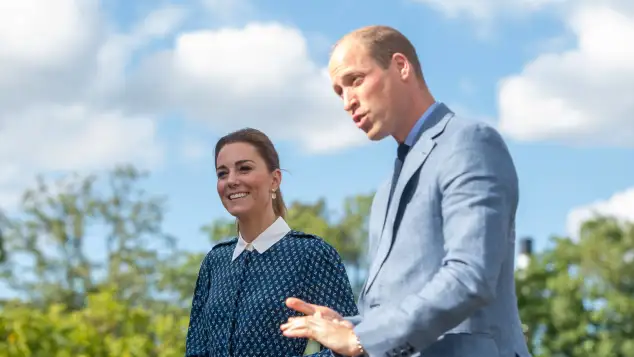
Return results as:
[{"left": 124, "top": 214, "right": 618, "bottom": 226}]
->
[
  {"left": 281, "top": 316, "right": 313, "bottom": 331},
  {"left": 282, "top": 326, "right": 311, "bottom": 338},
  {"left": 333, "top": 319, "right": 354, "bottom": 328},
  {"left": 286, "top": 298, "right": 344, "bottom": 322},
  {"left": 281, "top": 316, "right": 313, "bottom": 338},
  {"left": 280, "top": 317, "right": 299, "bottom": 331},
  {"left": 282, "top": 314, "right": 355, "bottom": 354},
  {"left": 285, "top": 297, "right": 316, "bottom": 315},
  {"left": 282, "top": 298, "right": 350, "bottom": 337},
  {"left": 282, "top": 314, "right": 343, "bottom": 332}
]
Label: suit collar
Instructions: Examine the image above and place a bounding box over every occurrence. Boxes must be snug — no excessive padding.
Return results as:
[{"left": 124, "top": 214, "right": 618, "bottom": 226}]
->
[
  {"left": 413, "top": 102, "right": 452, "bottom": 143},
  {"left": 404, "top": 101, "right": 440, "bottom": 146}
]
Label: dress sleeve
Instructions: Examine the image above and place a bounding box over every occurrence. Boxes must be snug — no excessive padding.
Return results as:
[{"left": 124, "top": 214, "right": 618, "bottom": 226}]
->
[
  {"left": 303, "top": 241, "right": 360, "bottom": 357},
  {"left": 185, "top": 252, "right": 213, "bottom": 357}
]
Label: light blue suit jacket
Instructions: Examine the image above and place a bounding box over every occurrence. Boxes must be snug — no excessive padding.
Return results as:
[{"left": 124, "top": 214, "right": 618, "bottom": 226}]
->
[{"left": 350, "top": 104, "right": 531, "bottom": 357}]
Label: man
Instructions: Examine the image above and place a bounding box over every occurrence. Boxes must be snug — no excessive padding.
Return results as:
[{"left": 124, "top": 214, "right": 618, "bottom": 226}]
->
[{"left": 280, "top": 25, "right": 531, "bottom": 357}]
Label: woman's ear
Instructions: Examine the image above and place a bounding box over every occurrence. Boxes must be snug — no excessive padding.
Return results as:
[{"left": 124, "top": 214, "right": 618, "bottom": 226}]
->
[{"left": 271, "top": 168, "right": 282, "bottom": 191}]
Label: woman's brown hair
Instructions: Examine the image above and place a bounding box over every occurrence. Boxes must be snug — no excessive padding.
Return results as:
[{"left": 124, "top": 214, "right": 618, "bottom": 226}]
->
[{"left": 214, "top": 128, "right": 287, "bottom": 219}]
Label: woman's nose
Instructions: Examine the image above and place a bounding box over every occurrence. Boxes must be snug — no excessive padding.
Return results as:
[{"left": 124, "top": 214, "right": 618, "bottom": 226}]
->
[{"left": 227, "top": 171, "right": 239, "bottom": 186}]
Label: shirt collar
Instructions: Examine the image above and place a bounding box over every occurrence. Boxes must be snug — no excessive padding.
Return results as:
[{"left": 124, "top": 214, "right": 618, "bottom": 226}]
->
[
  {"left": 404, "top": 101, "right": 439, "bottom": 146},
  {"left": 231, "top": 216, "right": 291, "bottom": 261}
]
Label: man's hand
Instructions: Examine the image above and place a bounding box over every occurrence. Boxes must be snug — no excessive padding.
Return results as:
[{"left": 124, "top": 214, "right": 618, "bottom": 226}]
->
[
  {"left": 283, "top": 298, "right": 353, "bottom": 328},
  {"left": 281, "top": 311, "right": 361, "bottom": 356}
]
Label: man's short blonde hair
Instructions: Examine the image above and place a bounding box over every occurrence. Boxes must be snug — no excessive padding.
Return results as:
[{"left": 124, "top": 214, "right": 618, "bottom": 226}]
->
[{"left": 336, "top": 25, "right": 424, "bottom": 81}]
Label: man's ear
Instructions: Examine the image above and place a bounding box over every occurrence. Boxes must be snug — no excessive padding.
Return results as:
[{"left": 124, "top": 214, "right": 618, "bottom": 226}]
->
[{"left": 392, "top": 52, "right": 411, "bottom": 81}]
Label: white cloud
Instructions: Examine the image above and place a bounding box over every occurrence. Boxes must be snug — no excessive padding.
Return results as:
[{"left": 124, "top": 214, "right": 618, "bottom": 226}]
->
[
  {"left": 0, "top": 1, "right": 369, "bottom": 206},
  {"left": 93, "top": 5, "right": 188, "bottom": 98},
  {"left": 0, "top": 0, "right": 100, "bottom": 67},
  {"left": 124, "top": 22, "right": 367, "bottom": 153},
  {"left": 413, "top": 0, "right": 634, "bottom": 145},
  {"left": 0, "top": 0, "right": 168, "bottom": 207},
  {"left": 0, "top": 105, "right": 159, "bottom": 171},
  {"left": 497, "top": 2, "right": 634, "bottom": 146},
  {"left": 567, "top": 188, "right": 634, "bottom": 239},
  {"left": 0, "top": 0, "right": 102, "bottom": 116},
  {"left": 0, "top": 105, "right": 160, "bottom": 206}
]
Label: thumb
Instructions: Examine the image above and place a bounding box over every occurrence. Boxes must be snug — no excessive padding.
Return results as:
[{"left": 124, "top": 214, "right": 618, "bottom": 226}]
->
[{"left": 286, "top": 297, "right": 316, "bottom": 315}]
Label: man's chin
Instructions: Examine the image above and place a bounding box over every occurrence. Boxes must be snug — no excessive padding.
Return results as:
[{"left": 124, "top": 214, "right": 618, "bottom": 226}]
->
[{"left": 366, "top": 129, "right": 389, "bottom": 141}]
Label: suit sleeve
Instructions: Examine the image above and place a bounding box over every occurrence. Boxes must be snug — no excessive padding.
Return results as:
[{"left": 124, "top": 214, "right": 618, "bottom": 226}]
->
[
  {"left": 185, "top": 252, "right": 213, "bottom": 357},
  {"left": 344, "top": 314, "right": 363, "bottom": 326},
  {"left": 354, "top": 124, "right": 519, "bottom": 355},
  {"left": 303, "top": 241, "right": 360, "bottom": 357}
]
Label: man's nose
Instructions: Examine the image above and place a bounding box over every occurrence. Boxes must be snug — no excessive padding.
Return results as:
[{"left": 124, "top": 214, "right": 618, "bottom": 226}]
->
[{"left": 343, "top": 91, "right": 358, "bottom": 112}]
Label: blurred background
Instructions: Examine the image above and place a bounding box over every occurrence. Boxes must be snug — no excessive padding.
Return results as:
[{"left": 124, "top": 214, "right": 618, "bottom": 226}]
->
[{"left": 1, "top": 0, "right": 633, "bottom": 356}]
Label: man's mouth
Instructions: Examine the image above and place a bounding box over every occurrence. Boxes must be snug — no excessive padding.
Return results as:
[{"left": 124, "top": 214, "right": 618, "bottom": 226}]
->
[
  {"left": 352, "top": 113, "right": 366, "bottom": 124},
  {"left": 229, "top": 192, "right": 250, "bottom": 200}
]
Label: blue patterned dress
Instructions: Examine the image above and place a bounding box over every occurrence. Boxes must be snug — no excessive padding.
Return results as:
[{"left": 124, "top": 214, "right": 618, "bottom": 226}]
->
[{"left": 185, "top": 230, "right": 359, "bottom": 357}]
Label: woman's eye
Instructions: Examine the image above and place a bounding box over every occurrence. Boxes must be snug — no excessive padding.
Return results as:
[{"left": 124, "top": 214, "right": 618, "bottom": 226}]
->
[
  {"left": 239, "top": 166, "right": 252, "bottom": 172},
  {"left": 217, "top": 171, "right": 226, "bottom": 178}
]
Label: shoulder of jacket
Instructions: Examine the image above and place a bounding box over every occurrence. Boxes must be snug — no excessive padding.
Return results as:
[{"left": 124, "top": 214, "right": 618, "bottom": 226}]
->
[
  {"left": 211, "top": 237, "right": 238, "bottom": 250},
  {"left": 286, "top": 230, "right": 341, "bottom": 254},
  {"left": 286, "top": 230, "right": 324, "bottom": 242}
]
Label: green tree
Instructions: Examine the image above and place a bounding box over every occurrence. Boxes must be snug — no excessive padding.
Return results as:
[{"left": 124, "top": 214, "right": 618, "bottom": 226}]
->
[
  {"left": 0, "top": 288, "right": 188, "bottom": 357},
  {"left": 285, "top": 198, "right": 332, "bottom": 239},
  {"left": 0, "top": 222, "right": 6, "bottom": 264},
  {"left": 0, "top": 164, "right": 376, "bottom": 356},
  {"left": 331, "top": 194, "right": 373, "bottom": 293},
  {"left": 157, "top": 252, "right": 205, "bottom": 307},
  {"left": 0, "top": 165, "right": 175, "bottom": 310},
  {"left": 516, "top": 217, "right": 634, "bottom": 356}
]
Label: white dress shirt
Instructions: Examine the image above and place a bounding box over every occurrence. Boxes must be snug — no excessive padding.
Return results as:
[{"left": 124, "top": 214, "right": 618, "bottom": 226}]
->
[{"left": 231, "top": 217, "right": 291, "bottom": 261}]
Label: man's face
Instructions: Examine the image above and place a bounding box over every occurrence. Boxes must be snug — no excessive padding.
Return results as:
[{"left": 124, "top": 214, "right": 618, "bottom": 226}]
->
[{"left": 328, "top": 40, "right": 402, "bottom": 141}]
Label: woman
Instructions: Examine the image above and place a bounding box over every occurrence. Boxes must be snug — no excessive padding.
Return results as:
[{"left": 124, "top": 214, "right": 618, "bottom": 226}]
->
[{"left": 185, "top": 128, "right": 358, "bottom": 357}]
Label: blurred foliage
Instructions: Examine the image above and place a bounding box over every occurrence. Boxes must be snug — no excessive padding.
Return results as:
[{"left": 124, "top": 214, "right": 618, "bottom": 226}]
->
[
  {"left": 2, "top": 165, "right": 633, "bottom": 356},
  {"left": 0, "top": 165, "right": 175, "bottom": 310},
  {"left": 0, "top": 166, "right": 373, "bottom": 356},
  {"left": 0, "top": 288, "right": 188, "bottom": 357},
  {"left": 516, "top": 217, "right": 634, "bottom": 357}
]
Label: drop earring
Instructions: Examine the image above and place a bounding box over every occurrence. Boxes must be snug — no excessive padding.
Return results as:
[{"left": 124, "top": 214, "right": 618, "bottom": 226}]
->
[{"left": 271, "top": 189, "right": 277, "bottom": 199}]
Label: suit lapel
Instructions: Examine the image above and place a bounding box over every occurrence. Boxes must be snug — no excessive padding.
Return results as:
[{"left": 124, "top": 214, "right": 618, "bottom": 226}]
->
[
  {"left": 365, "top": 183, "right": 389, "bottom": 260},
  {"left": 362, "top": 105, "right": 454, "bottom": 296}
]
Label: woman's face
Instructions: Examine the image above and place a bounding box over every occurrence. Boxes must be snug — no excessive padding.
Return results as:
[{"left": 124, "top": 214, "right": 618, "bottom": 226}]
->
[{"left": 215, "top": 142, "right": 280, "bottom": 219}]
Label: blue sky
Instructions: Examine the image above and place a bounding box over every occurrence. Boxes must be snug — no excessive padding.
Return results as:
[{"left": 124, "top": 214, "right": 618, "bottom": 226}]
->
[{"left": 1, "top": 0, "right": 633, "bottom": 266}]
